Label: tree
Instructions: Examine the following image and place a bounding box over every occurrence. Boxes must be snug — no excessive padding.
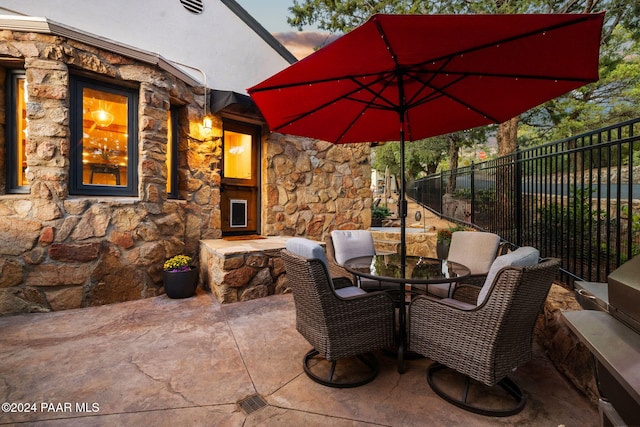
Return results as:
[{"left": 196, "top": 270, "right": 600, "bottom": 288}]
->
[
  {"left": 519, "top": 24, "right": 640, "bottom": 145},
  {"left": 288, "top": 0, "right": 640, "bottom": 156},
  {"left": 371, "top": 137, "right": 449, "bottom": 183}
]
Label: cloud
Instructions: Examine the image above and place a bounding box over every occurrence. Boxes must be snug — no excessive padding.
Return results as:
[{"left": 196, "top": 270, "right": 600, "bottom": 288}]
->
[{"left": 274, "top": 31, "right": 341, "bottom": 59}]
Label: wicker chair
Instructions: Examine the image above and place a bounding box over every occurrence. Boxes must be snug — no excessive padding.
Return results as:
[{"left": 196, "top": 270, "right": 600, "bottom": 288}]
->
[
  {"left": 326, "top": 230, "right": 396, "bottom": 291},
  {"left": 282, "top": 238, "right": 395, "bottom": 387},
  {"left": 427, "top": 231, "right": 502, "bottom": 298},
  {"left": 409, "top": 255, "right": 560, "bottom": 416}
]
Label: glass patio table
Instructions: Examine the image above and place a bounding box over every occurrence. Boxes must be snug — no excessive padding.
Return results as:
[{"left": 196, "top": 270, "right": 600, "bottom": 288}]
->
[{"left": 343, "top": 254, "right": 470, "bottom": 373}]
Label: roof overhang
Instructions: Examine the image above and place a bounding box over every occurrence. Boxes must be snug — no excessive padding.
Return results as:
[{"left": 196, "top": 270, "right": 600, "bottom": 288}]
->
[
  {"left": 0, "top": 14, "right": 201, "bottom": 87},
  {"left": 211, "top": 90, "right": 264, "bottom": 123}
]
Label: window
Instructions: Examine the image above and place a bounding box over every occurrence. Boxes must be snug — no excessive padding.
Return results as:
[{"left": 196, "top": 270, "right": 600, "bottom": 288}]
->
[
  {"left": 221, "top": 120, "right": 260, "bottom": 235},
  {"left": 5, "top": 71, "right": 28, "bottom": 193},
  {"left": 166, "top": 107, "right": 179, "bottom": 198},
  {"left": 223, "top": 129, "right": 253, "bottom": 179},
  {"left": 70, "top": 76, "right": 138, "bottom": 196}
]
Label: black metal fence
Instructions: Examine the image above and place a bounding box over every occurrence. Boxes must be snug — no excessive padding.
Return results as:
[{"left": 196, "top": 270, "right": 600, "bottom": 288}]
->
[{"left": 408, "top": 117, "right": 640, "bottom": 287}]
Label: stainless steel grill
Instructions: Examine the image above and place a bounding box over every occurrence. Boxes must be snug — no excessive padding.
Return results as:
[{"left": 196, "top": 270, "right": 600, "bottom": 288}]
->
[{"left": 567, "top": 255, "right": 640, "bottom": 426}]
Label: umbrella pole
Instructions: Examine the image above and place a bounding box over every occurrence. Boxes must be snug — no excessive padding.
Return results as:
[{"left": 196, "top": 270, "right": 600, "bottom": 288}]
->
[
  {"left": 397, "top": 73, "right": 407, "bottom": 279},
  {"left": 398, "top": 109, "right": 408, "bottom": 374},
  {"left": 399, "top": 133, "right": 406, "bottom": 275}
]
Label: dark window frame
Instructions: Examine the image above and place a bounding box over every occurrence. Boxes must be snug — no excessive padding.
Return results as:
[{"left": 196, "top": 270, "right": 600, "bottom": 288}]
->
[
  {"left": 167, "top": 106, "right": 179, "bottom": 199},
  {"left": 69, "top": 75, "right": 138, "bottom": 196},
  {"left": 5, "top": 70, "right": 28, "bottom": 194}
]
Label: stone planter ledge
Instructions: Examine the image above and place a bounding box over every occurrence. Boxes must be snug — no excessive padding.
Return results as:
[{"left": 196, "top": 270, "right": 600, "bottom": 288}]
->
[{"left": 200, "top": 237, "right": 297, "bottom": 304}]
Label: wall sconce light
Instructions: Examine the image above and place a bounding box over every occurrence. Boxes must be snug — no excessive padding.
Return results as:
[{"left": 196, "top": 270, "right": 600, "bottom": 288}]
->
[
  {"left": 91, "top": 109, "right": 115, "bottom": 127},
  {"left": 203, "top": 116, "right": 212, "bottom": 131}
]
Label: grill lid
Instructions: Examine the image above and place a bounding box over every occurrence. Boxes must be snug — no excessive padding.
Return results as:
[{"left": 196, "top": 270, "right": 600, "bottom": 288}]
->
[{"left": 608, "top": 255, "right": 640, "bottom": 334}]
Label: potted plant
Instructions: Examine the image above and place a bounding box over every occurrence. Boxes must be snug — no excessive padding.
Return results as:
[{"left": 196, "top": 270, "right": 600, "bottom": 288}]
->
[
  {"left": 371, "top": 205, "right": 392, "bottom": 227},
  {"left": 436, "top": 229, "right": 453, "bottom": 259},
  {"left": 163, "top": 255, "right": 198, "bottom": 299},
  {"left": 436, "top": 225, "right": 467, "bottom": 259}
]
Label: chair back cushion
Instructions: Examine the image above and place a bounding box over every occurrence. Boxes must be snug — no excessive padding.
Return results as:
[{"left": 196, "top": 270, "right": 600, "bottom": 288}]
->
[
  {"left": 286, "top": 237, "right": 329, "bottom": 271},
  {"left": 330, "top": 230, "right": 376, "bottom": 265},
  {"left": 477, "top": 246, "right": 540, "bottom": 305},
  {"left": 448, "top": 231, "right": 501, "bottom": 275}
]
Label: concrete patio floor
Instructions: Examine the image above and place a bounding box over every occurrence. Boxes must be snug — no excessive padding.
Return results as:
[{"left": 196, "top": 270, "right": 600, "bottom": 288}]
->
[{"left": 0, "top": 291, "right": 598, "bottom": 426}]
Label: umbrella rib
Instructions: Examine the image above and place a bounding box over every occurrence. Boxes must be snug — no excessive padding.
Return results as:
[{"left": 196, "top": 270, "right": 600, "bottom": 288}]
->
[
  {"left": 397, "top": 49, "right": 502, "bottom": 124},
  {"left": 412, "top": 69, "right": 595, "bottom": 83},
  {"left": 347, "top": 72, "right": 400, "bottom": 110},
  {"left": 334, "top": 74, "right": 403, "bottom": 142},
  {"left": 401, "top": 69, "right": 503, "bottom": 123},
  {"left": 374, "top": 17, "right": 399, "bottom": 66},
  {"left": 406, "top": 13, "right": 600, "bottom": 74},
  {"left": 248, "top": 71, "right": 382, "bottom": 93},
  {"left": 270, "top": 73, "right": 397, "bottom": 133}
]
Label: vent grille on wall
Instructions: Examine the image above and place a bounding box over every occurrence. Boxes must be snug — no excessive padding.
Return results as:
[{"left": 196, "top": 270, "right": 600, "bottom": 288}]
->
[{"left": 180, "top": 0, "right": 204, "bottom": 14}]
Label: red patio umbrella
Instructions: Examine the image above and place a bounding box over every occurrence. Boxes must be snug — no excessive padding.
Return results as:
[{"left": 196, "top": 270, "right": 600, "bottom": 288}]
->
[{"left": 248, "top": 12, "right": 603, "bottom": 281}]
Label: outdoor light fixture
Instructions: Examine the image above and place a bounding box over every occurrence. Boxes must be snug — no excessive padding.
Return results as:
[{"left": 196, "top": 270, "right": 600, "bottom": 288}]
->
[
  {"left": 203, "top": 116, "right": 212, "bottom": 131},
  {"left": 166, "top": 61, "right": 210, "bottom": 133}
]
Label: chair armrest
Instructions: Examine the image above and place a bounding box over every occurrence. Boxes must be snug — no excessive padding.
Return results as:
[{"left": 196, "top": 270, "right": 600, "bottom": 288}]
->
[
  {"left": 336, "top": 289, "right": 394, "bottom": 304},
  {"left": 332, "top": 276, "right": 355, "bottom": 289},
  {"left": 451, "top": 284, "right": 481, "bottom": 305},
  {"left": 439, "top": 297, "right": 477, "bottom": 310},
  {"left": 409, "top": 295, "right": 483, "bottom": 331}
]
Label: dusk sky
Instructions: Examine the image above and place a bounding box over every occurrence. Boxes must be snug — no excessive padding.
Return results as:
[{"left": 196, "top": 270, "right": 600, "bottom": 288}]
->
[{"left": 236, "top": 0, "right": 339, "bottom": 59}]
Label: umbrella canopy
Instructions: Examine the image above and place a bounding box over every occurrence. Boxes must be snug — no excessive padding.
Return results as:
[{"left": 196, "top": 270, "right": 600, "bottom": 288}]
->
[
  {"left": 249, "top": 13, "right": 604, "bottom": 144},
  {"left": 248, "top": 13, "right": 603, "bottom": 280}
]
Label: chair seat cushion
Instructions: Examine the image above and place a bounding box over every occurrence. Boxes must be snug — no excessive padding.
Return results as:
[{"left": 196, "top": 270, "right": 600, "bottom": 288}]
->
[
  {"left": 335, "top": 286, "right": 368, "bottom": 298},
  {"left": 427, "top": 283, "right": 454, "bottom": 298},
  {"left": 477, "top": 247, "right": 540, "bottom": 305}
]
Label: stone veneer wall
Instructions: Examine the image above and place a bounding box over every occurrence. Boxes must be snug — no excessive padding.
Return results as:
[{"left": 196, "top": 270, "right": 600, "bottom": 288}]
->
[
  {"left": 0, "top": 30, "right": 373, "bottom": 314},
  {"left": 0, "top": 30, "right": 222, "bottom": 314},
  {"left": 264, "top": 133, "right": 372, "bottom": 239}
]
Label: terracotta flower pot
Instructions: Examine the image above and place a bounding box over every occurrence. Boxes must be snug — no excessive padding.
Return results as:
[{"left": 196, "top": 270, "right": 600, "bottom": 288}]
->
[{"left": 162, "top": 267, "right": 198, "bottom": 299}]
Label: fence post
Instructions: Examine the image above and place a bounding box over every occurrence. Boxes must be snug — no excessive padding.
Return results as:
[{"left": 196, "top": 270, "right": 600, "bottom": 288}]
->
[
  {"left": 470, "top": 161, "right": 475, "bottom": 225},
  {"left": 439, "top": 172, "right": 444, "bottom": 215},
  {"left": 515, "top": 146, "right": 523, "bottom": 246}
]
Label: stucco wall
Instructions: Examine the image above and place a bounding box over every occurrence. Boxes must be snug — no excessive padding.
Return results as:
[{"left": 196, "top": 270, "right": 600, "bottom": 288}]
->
[{"left": 0, "top": 0, "right": 293, "bottom": 93}]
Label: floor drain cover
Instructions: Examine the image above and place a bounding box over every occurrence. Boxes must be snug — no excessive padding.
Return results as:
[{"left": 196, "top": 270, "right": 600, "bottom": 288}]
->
[{"left": 238, "top": 394, "right": 267, "bottom": 415}]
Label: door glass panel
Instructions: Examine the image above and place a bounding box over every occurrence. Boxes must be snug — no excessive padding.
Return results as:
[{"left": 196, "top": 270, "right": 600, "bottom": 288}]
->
[
  {"left": 223, "top": 130, "right": 252, "bottom": 179},
  {"left": 81, "top": 88, "right": 128, "bottom": 186},
  {"left": 16, "top": 77, "right": 28, "bottom": 186}
]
